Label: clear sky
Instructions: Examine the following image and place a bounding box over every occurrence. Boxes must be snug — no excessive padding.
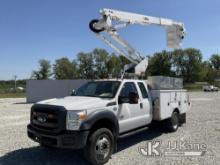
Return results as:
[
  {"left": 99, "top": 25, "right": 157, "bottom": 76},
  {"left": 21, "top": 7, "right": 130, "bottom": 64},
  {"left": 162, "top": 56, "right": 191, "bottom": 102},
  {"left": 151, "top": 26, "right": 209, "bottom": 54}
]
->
[{"left": 0, "top": 0, "right": 220, "bottom": 80}]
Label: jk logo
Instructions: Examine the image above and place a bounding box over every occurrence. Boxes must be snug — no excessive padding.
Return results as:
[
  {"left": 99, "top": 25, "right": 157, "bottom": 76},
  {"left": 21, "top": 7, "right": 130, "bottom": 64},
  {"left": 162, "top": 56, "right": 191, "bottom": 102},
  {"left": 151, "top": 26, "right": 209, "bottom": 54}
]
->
[{"left": 139, "top": 141, "right": 161, "bottom": 157}]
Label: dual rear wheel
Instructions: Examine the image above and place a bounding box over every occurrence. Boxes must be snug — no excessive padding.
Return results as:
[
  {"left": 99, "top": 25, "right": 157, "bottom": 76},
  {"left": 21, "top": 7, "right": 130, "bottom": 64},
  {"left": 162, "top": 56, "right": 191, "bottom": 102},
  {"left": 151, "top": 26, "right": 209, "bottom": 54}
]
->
[{"left": 167, "top": 111, "right": 180, "bottom": 132}]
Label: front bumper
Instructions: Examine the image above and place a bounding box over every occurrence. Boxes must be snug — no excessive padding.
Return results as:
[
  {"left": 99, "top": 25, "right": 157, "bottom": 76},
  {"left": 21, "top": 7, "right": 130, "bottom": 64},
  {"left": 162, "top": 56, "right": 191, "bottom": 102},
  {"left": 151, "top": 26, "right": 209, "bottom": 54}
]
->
[{"left": 27, "top": 124, "right": 89, "bottom": 149}]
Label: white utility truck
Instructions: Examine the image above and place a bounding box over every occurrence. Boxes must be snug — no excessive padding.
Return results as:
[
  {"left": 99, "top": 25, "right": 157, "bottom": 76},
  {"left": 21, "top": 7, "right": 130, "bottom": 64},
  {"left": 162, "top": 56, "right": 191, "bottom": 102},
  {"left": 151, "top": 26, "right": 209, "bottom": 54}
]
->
[
  {"left": 203, "top": 85, "right": 219, "bottom": 92},
  {"left": 27, "top": 9, "right": 190, "bottom": 165}
]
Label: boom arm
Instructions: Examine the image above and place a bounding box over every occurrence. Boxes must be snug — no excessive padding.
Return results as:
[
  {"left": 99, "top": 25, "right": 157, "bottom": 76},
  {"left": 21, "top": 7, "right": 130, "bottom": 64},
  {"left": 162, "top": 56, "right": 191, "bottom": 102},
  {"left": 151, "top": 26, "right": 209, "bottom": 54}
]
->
[{"left": 89, "top": 8, "right": 185, "bottom": 76}]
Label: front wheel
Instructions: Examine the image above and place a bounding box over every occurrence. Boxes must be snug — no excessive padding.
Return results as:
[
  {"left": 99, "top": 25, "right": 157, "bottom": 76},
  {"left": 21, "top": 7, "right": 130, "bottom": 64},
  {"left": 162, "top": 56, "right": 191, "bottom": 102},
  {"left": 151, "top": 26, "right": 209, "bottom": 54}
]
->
[{"left": 83, "top": 128, "right": 114, "bottom": 165}]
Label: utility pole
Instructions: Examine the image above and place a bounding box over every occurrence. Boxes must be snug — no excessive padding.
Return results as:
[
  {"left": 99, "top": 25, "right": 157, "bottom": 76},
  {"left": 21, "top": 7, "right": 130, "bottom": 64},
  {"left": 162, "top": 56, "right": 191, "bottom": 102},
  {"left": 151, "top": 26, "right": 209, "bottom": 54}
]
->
[{"left": 14, "top": 75, "right": 17, "bottom": 92}]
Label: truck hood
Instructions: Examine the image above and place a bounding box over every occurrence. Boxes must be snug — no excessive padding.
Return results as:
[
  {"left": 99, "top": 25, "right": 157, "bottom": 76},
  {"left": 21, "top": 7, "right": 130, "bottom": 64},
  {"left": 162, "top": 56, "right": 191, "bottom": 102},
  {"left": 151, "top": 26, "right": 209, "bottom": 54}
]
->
[{"left": 37, "top": 96, "right": 113, "bottom": 110}]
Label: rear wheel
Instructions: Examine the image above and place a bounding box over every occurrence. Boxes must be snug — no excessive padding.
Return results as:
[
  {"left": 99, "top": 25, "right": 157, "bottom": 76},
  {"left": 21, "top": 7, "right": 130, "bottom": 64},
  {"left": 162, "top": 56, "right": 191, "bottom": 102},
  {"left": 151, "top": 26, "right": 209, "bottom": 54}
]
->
[
  {"left": 166, "top": 111, "right": 179, "bottom": 132},
  {"left": 83, "top": 128, "right": 114, "bottom": 165}
]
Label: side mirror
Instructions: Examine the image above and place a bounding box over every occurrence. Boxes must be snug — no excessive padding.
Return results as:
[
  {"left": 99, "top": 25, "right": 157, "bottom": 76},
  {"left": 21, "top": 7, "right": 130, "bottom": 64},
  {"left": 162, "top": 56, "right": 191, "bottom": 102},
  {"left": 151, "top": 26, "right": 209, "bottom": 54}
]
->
[
  {"left": 71, "top": 89, "right": 76, "bottom": 96},
  {"left": 129, "top": 92, "right": 139, "bottom": 104}
]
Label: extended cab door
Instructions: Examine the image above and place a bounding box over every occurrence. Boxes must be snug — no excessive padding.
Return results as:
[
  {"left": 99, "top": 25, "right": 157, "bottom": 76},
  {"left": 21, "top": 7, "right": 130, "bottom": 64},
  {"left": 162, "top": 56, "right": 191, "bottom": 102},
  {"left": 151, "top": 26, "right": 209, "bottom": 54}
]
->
[
  {"left": 117, "top": 82, "right": 151, "bottom": 133},
  {"left": 137, "top": 82, "right": 152, "bottom": 122}
]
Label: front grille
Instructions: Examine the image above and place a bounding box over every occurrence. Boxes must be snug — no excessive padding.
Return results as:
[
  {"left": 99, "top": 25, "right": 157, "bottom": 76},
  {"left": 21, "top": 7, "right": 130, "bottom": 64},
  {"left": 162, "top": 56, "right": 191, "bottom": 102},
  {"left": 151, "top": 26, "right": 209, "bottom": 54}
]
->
[{"left": 31, "top": 104, "right": 66, "bottom": 133}]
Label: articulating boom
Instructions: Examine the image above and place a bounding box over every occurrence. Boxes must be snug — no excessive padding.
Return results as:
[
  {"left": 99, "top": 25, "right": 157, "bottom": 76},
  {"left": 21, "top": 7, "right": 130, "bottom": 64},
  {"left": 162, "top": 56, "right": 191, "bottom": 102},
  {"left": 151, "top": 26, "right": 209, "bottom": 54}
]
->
[{"left": 89, "top": 8, "right": 185, "bottom": 77}]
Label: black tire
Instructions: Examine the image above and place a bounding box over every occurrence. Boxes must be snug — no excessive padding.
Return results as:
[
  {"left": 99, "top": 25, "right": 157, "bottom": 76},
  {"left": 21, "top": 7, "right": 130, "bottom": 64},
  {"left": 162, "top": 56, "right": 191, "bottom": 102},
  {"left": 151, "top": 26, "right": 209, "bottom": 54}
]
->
[
  {"left": 166, "top": 111, "right": 179, "bottom": 132},
  {"left": 83, "top": 128, "right": 114, "bottom": 165},
  {"left": 40, "top": 143, "right": 53, "bottom": 149},
  {"left": 89, "top": 19, "right": 105, "bottom": 33}
]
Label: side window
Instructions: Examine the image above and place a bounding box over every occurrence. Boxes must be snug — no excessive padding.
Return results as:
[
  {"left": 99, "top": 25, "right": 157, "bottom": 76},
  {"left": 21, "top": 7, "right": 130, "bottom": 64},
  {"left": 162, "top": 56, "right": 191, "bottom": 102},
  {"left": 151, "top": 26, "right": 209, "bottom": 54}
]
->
[
  {"left": 120, "top": 82, "right": 139, "bottom": 97},
  {"left": 138, "top": 82, "right": 148, "bottom": 98}
]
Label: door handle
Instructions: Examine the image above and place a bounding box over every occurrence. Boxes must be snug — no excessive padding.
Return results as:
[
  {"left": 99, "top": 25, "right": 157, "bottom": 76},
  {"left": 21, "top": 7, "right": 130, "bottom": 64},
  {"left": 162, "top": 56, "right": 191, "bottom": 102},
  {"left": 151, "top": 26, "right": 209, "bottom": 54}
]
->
[{"left": 140, "top": 103, "right": 143, "bottom": 109}]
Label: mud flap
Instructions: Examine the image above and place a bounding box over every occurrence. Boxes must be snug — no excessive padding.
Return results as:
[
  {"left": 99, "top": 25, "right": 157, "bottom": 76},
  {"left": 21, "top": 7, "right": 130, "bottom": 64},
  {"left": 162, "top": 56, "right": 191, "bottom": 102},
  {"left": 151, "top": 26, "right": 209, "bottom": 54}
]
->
[{"left": 179, "top": 113, "right": 186, "bottom": 124}]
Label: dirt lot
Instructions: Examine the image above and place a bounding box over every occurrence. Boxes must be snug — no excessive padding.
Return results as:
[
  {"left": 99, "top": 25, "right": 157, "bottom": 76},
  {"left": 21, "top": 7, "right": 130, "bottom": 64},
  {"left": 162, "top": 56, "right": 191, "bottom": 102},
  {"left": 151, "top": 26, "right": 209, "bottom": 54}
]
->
[{"left": 0, "top": 92, "right": 219, "bottom": 165}]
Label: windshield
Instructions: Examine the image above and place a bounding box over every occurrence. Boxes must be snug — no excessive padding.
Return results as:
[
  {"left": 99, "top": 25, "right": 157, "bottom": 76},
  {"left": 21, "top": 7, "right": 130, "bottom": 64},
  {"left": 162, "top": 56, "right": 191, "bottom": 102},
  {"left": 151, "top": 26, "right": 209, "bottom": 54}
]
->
[{"left": 74, "top": 81, "right": 121, "bottom": 98}]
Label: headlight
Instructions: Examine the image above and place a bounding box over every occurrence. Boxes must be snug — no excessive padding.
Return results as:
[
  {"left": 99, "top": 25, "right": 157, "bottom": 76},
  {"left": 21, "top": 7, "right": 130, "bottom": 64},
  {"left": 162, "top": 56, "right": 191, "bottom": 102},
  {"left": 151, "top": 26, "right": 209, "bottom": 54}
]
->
[{"left": 66, "top": 110, "right": 87, "bottom": 130}]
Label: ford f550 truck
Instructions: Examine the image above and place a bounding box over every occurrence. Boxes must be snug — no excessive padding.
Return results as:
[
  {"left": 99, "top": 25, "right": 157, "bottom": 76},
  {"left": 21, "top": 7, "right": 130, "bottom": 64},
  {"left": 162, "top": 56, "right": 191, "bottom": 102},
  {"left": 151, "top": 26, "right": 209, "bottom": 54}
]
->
[
  {"left": 28, "top": 9, "right": 188, "bottom": 164},
  {"left": 27, "top": 79, "right": 190, "bottom": 164}
]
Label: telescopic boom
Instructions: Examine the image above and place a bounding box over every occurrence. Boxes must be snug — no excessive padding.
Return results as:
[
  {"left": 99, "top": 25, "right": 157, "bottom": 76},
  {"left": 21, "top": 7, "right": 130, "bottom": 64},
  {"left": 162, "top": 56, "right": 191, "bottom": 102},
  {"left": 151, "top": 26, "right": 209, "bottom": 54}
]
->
[{"left": 89, "top": 8, "right": 185, "bottom": 77}]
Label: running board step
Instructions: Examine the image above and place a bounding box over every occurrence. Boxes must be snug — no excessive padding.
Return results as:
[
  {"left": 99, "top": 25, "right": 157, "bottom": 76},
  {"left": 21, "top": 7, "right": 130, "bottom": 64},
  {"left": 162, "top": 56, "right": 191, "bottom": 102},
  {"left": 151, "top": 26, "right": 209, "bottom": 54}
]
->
[{"left": 119, "top": 126, "right": 149, "bottom": 139}]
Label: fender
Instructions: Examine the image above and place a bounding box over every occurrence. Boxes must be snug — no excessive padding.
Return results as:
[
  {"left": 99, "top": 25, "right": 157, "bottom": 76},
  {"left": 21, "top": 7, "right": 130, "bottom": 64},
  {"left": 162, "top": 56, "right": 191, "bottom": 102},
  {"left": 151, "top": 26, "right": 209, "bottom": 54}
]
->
[{"left": 79, "top": 110, "right": 119, "bottom": 136}]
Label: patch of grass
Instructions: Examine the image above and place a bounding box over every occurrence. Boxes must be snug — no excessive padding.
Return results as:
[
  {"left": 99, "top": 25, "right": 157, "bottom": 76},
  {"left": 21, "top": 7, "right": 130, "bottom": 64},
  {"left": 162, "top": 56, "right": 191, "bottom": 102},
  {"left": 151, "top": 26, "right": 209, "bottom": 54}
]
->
[
  {"left": 0, "top": 92, "right": 26, "bottom": 98},
  {"left": 185, "top": 88, "right": 202, "bottom": 92},
  {"left": 184, "top": 83, "right": 203, "bottom": 92}
]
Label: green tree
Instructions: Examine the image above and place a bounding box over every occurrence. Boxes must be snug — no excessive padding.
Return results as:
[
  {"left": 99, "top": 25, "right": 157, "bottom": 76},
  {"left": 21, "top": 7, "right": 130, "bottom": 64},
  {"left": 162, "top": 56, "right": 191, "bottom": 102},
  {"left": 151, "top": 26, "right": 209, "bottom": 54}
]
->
[
  {"left": 203, "top": 61, "right": 217, "bottom": 83},
  {"left": 197, "top": 61, "right": 210, "bottom": 82},
  {"left": 93, "top": 48, "right": 109, "bottom": 78},
  {"left": 53, "top": 57, "right": 78, "bottom": 79},
  {"left": 146, "top": 50, "right": 173, "bottom": 77},
  {"left": 210, "top": 54, "right": 220, "bottom": 70},
  {"left": 172, "top": 48, "right": 203, "bottom": 83},
  {"left": 77, "top": 52, "right": 95, "bottom": 79},
  {"left": 31, "top": 59, "right": 52, "bottom": 79},
  {"left": 107, "top": 53, "right": 122, "bottom": 78}
]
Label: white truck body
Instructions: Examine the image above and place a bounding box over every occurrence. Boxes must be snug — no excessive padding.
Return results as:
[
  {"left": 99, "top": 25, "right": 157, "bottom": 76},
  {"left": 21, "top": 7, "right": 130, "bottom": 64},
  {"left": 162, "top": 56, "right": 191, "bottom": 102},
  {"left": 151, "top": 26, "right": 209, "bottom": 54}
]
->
[{"left": 150, "top": 89, "right": 189, "bottom": 120}]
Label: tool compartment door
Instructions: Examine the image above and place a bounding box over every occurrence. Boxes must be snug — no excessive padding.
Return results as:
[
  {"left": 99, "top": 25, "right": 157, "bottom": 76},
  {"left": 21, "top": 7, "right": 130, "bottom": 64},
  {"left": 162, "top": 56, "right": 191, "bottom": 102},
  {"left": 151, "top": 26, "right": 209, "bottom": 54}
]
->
[
  {"left": 180, "top": 91, "right": 189, "bottom": 113},
  {"left": 159, "top": 91, "right": 173, "bottom": 120},
  {"left": 151, "top": 90, "right": 187, "bottom": 120}
]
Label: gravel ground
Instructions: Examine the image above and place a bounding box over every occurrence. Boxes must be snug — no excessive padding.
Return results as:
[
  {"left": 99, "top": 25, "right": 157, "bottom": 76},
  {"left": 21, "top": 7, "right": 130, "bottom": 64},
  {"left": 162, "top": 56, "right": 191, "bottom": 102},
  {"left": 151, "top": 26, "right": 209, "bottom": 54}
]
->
[{"left": 0, "top": 92, "right": 219, "bottom": 165}]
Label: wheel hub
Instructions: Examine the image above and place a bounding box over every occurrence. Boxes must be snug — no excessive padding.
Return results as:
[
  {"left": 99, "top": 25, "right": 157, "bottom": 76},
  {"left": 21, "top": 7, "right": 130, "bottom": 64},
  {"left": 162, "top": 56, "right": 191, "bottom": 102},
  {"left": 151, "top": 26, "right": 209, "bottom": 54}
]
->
[{"left": 95, "top": 136, "right": 110, "bottom": 160}]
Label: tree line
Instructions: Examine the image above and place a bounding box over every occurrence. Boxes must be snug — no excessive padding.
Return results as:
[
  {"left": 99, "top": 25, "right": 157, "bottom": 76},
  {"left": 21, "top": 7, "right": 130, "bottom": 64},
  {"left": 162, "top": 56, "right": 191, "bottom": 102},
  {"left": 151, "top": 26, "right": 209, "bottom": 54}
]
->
[
  {"left": 0, "top": 80, "right": 26, "bottom": 93},
  {"left": 31, "top": 48, "right": 220, "bottom": 83}
]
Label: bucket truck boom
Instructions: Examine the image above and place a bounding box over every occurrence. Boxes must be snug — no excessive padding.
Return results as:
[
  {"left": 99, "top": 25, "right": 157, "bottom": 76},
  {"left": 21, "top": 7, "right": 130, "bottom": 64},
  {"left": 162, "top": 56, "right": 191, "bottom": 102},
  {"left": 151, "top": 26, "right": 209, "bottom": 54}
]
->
[{"left": 89, "top": 8, "right": 185, "bottom": 77}]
